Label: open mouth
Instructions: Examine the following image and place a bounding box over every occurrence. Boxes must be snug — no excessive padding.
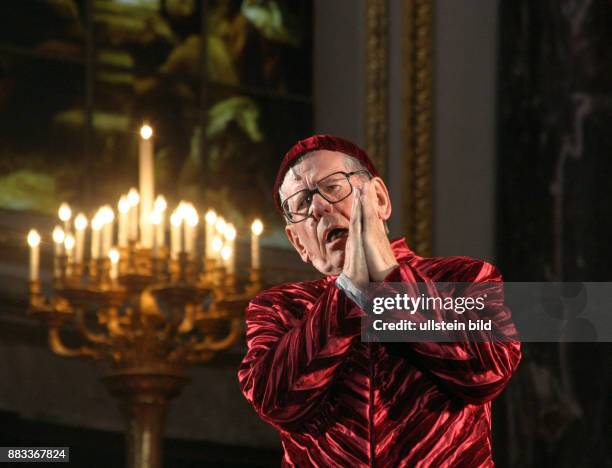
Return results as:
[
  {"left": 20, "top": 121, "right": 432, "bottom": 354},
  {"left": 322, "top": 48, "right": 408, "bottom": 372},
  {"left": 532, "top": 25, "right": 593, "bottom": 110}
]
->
[{"left": 326, "top": 227, "right": 348, "bottom": 243}]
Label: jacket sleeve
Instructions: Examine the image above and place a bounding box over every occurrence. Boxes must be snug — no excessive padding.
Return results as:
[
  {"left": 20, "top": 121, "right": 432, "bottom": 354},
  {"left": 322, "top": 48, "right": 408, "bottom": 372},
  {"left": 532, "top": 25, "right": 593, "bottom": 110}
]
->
[
  {"left": 383, "top": 259, "right": 521, "bottom": 404},
  {"left": 238, "top": 282, "right": 363, "bottom": 431}
]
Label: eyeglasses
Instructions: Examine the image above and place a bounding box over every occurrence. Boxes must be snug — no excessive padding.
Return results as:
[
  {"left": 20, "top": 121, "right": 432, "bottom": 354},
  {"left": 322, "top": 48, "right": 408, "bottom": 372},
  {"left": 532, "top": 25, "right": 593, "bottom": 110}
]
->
[{"left": 282, "top": 170, "right": 371, "bottom": 223}]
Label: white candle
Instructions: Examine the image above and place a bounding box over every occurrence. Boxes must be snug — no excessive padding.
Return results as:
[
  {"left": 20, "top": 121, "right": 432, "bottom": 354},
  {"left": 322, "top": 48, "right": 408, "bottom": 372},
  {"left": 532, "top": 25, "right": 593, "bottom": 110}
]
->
[
  {"left": 64, "top": 234, "right": 75, "bottom": 260},
  {"left": 91, "top": 215, "right": 103, "bottom": 259},
  {"left": 204, "top": 209, "right": 217, "bottom": 260},
  {"left": 101, "top": 205, "right": 114, "bottom": 257},
  {"left": 127, "top": 188, "right": 140, "bottom": 242},
  {"left": 118, "top": 195, "right": 129, "bottom": 247},
  {"left": 154, "top": 195, "right": 167, "bottom": 249},
  {"left": 215, "top": 217, "right": 226, "bottom": 237},
  {"left": 52, "top": 226, "right": 65, "bottom": 278},
  {"left": 139, "top": 124, "right": 154, "bottom": 248},
  {"left": 27, "top": 229, "right": 41, "bottom": 282},
  {"left": 184, "top": 204, "right": 199, "bottom": 256},
  {"left": 52, "top": 226, "right": 65, "bottom": 257},
  {"left": 58, "top": 203, "right": 72, "bottom": 234},
  {"left": 109, "top": 248, "right": 120, "bottom": 281},
  {"left": 150, "top": 210, "right": 162, "bottom": 255},
  {"left": 221, "top": 245, "right": 232, "bottom": 273},
  {"left": 212, "top": 235, "right": 223, "bottom": 265},
  {"left": 64, "top": 234, "right": 75, "bottom": 276},
  {"left": 74, "top": 213, "right": 87, "bottom": 264},
  {"left": 224, "top": 223, "right": 236, "bottom": 275},
  {"left": 251, "top": 219, "right": 263, "bottom": 270},
  {"left": 170, "top": 210, "right": 182, "bottom": 259}
]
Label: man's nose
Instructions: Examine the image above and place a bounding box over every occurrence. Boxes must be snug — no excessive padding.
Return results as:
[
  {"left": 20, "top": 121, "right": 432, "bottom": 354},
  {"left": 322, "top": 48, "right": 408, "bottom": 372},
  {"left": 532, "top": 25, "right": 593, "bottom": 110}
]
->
[{"left": 310, "top": 192, "right": 333, "bottom": 219}]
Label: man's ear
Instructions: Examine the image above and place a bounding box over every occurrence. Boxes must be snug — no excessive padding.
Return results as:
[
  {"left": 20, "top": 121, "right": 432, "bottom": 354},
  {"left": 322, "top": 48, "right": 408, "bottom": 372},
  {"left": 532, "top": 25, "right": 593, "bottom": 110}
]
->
[
  {"left": 371, "top": 177, "right": 392, "bottom": 221},
  {"left": 285, "top": 225, "right": 310, "bottom": 263}
]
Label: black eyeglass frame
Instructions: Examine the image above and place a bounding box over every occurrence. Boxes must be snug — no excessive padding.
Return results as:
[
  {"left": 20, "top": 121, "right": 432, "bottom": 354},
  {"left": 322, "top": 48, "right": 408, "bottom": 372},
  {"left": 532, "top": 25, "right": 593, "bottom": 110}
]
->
[{"left": 281, "top": 170, "right": 371, "bottom": 223}]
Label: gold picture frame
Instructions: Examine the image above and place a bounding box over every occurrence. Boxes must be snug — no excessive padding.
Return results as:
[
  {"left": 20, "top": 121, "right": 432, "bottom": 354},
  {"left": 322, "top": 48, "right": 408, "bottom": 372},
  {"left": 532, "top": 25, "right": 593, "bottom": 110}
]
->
[{"left": 365, "top": 0, "right": 433, "bottom": 256}]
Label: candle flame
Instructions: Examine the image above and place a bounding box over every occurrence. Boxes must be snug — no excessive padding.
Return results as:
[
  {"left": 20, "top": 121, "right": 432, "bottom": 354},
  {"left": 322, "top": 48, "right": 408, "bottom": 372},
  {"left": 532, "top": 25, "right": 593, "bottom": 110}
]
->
[
  {"left": 205, "top": 209, "right": 217, "bottom": 225},
  {"left": 251, "top": 219, "right": 263, "bottom": 236},
  {"left": 127, "top": 188, "right": 140, "bottom": 206},
  {"left": 99, "top": 205, "right": 114, "bottom": 224},
  {"left": 58, "top": 203, "right": 72, "bottom": 222},
  {"left": 224, "top": 224, "right": 236, "bottom": 241},
  {"left": 64, "top": 234, "right": 75, "bottom": 251},
  {"left": 185, "top": 204, "right": 199, "bottom": 227},
  {"left": 215, "top": 217, "right": 227, "bottom": 235},
  {"left": 221, "top": 245, "right": 232, "bottom": 261},
  {"left": 91, "top": 215, "right": 104, "bottom": 231},
  {"left": 52, "top": 226, "right": 65, "bottom": 244},
  {"left": 118, "top": 195, "right": 130, "bottom": 214},
  {"left": 154, "top": 195, "right": 167, "bottom": 213},
  {"left": 212, "top": 236, "right": 223, "bottom": 252},
  {"left": 27, "top": 229, "right": 41, "bottom": 248},
  {"left": 109, "top": 248, "right": 120, "bottom": 264},
  {"left": 170, "top": 210, "right": 182, "bottom": 227},
  {"left": 140, "top": 124, "right": 153, "bottom": 140},
  {"left": 74, "top": 213, "right": 88, "bottom": 230}
]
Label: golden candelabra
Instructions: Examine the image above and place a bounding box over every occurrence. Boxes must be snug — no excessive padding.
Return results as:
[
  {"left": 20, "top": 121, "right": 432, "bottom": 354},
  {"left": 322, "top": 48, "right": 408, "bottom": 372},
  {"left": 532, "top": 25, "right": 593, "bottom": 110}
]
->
[{"left": 27, "top": 242, "right": 262, "bottom": 468}]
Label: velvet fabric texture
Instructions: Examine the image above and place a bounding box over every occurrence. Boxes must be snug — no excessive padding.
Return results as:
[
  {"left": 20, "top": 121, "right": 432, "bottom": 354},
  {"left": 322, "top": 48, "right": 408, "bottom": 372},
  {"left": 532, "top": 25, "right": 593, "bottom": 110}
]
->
[
  {"left": 238, "top": 238, "right": 521, "bottom": 467},
  {"left": 272, "top": 134, "right": 381, "bottom": 215}
]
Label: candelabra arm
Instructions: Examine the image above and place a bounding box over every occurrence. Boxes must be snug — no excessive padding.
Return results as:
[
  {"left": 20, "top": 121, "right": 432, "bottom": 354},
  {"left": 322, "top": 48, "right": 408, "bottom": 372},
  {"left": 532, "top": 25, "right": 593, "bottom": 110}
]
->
[
  {"left": 177, "top": 305, "right": 195, "bottom": 334},
  {"left": 48, "top": 326, "right": 101, "bottom": 359},
  {"left": 195, "top": 318, "right": 242, "bottom": 352},
  {"left": 75, "top": 309, "right": 110, "bottom": 345}
]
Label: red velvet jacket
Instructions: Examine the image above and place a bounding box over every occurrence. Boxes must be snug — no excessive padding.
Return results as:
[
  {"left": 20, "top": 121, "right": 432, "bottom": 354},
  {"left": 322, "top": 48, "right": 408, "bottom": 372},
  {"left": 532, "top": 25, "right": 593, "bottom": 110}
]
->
[{"left": 238, "top": 238, "right": 521, "bottom": 467}]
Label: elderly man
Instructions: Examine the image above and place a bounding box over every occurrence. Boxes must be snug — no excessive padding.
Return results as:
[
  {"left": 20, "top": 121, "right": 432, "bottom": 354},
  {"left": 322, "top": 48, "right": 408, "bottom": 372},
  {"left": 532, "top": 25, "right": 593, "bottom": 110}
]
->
[{"left": 238, "top": 134, "right": 521, "bottom": 467}]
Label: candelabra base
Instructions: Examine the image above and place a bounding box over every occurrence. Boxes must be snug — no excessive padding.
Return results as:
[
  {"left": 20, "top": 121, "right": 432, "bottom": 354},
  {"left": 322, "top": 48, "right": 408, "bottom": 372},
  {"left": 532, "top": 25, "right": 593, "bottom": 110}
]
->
[{"left": 102, "top": 367, "right": 189, "bottom": 468}]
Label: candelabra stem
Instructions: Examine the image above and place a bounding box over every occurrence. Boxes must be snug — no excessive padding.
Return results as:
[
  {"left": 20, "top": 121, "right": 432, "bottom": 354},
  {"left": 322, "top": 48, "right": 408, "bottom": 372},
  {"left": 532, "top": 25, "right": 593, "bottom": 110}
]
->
[{"left": 102, "top": 368, "right": 188, "bottom": 468}]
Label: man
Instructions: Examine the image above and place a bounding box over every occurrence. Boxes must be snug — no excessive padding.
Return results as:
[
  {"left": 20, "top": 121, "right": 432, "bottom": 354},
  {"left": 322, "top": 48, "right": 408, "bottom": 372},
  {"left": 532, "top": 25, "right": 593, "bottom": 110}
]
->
[{"left": 238, "top": 134, "right": 521, "bottom": 467}]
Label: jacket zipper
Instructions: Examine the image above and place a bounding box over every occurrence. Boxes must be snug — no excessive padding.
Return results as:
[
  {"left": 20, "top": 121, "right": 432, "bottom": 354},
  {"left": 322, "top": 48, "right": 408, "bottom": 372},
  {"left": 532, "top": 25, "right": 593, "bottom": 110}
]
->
[{"left": 368, "top": 343, "right": 375, "bottom": 468}]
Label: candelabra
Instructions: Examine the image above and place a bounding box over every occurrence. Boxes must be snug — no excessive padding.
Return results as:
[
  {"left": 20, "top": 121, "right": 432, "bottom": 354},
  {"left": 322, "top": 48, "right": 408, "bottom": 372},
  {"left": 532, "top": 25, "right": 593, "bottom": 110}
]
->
[{"left": 27, "top": 241, "right": 262, "bottom": 468}]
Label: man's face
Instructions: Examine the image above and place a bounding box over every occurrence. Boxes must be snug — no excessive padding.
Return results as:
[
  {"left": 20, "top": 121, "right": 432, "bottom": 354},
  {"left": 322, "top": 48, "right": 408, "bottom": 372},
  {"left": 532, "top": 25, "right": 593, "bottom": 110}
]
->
[{"left": 281, "top": 150, "right": 368, "bottom": 276}]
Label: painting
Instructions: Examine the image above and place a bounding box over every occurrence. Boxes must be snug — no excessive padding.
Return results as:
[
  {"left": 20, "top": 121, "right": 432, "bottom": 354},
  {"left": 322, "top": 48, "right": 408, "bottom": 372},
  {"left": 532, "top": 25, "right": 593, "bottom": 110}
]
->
[{"left": 0, "top": 0, "right": 313, "bottom": 244}]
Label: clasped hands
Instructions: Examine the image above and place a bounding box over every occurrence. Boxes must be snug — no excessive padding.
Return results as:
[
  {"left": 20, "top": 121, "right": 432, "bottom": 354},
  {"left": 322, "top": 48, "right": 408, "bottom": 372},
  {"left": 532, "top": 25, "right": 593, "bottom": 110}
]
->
[{"left": 342, "top": 181, "right": 399, "bottom": 289}]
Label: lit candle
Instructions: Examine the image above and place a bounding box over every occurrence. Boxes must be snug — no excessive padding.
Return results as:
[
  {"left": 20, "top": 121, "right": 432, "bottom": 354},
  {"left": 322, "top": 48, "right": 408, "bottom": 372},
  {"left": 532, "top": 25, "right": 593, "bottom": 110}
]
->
[
  {"left": 91, "top": 215, "right": 103, "bottom": 259},
  {"left": 58, "top": 203, "right": 72, "bottom": 233},
  {"left": 184, "top": 203, "right": 199, "bottom": 256},
  {"left": 170, "top": 210, "right": 182, "bottom": 259},
  {"left": 204, "top": 209, "right": 217, "bottom": 260},
  {"left": 64, "top": 234, "right": 75, "bottom": 276},
  {"left": 215, "top": 217, "right": 227, "bottom": 237},
  {"left": 64, "top": 234, "right": 75, "bottom": 260},
  {"left": 139, "top": 124, "right": 154, "bottom": 248},
  {"left": 52, "top": 226, "right": 65, "bottom": 257},
  {"left": 150, "top": 210, "right": 162, "bottom": 255},
  {"left": 251, "top": 219, "right": 263, "bottom": 270},
  {"left": 127, "top": 188, "right": 140, "bottom": 242},
  {"left": 52, "top": 226, "right": 65, "bottom": 278},
  {"left": 224, "top": 223, "right": 236, "bottom": 275},
  {"left": 74, "top": 213, "right": 87, "bottom": 264},
  {"left": 212, "top": 235, "right": 223, "bottom": 265},
  {"left": 221, "top": 245, "right": 232, "bottom": 273},
  {"left": 117, "top": 195, "right": 129, "bottom": 247},
  {"left": 154, "top": 195, "right": 167, "bottom": 249},
  {"left": 101, "top": 205, "right": 114, "bottom": 257},
  {"left": 109, "top": 248, "right": 120, "bottom": 281},
  {"left": 27, "top": 229, "right": 41, "bottom": 282}
]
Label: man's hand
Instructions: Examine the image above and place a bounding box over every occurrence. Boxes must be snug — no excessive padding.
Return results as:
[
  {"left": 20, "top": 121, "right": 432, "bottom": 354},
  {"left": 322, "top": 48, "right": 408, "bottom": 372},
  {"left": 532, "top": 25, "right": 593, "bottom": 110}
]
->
[
  {"left": 360, "top": 181, "right": 398, "bottom": 281},
  {"left": 342, "top": 188, "right": 369, "bottom": 289}
]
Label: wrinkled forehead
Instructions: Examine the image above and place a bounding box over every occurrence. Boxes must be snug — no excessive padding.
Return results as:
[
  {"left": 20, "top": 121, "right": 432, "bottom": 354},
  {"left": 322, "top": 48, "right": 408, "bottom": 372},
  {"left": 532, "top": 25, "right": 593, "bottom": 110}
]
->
[{"left": 280, "top": 150, "right": 348, "bottom": 195}]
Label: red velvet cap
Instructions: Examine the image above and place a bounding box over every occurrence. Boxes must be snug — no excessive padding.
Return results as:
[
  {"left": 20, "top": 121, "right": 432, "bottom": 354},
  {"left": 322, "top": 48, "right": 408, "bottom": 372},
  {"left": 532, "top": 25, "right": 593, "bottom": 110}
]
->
[{"left": 273, "top": 134, "right": 380, "bottom": 215}]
